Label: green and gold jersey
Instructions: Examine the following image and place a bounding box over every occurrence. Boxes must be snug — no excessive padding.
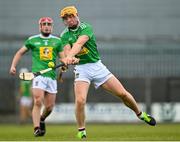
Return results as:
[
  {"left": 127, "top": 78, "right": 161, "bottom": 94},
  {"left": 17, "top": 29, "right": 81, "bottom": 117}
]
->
[
  {"left": 20, "top": 80, "right": 31, "bottom": 97},
  {"left": 60, "top": 22, "right": 100, "bottom": 64},
  {"left": 25, "top": 34, "right": 63, "bottom": 79}
]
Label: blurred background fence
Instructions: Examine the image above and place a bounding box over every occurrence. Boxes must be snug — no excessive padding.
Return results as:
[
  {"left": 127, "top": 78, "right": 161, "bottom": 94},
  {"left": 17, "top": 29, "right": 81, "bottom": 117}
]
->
[{"left": 0, "top": 0, "right": 180, "bottom": 123}]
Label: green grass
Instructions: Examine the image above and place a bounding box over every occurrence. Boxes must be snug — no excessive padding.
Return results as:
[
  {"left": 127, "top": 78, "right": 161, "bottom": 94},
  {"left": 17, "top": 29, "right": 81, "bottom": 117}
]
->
[{"left": 0, "top": 123, "right": 179, "bottom": 141}]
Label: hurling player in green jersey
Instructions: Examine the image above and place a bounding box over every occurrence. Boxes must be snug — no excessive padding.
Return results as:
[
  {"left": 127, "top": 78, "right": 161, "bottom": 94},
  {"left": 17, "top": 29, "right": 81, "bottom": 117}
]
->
[
  {"left": 10, "top": 17, "right": 65, "bottom": 137},
  {"left": 60, "top": 6, "right": 156, "bottom": 139}
]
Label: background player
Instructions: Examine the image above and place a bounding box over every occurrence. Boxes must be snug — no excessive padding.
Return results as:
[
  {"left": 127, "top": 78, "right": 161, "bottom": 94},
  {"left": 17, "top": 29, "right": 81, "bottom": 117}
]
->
[{"left": 10, "top": 17, "right": 65, "bottom": 137}]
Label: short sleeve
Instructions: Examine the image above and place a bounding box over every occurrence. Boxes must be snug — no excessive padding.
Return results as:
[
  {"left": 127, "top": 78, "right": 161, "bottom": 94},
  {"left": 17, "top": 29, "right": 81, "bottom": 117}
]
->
[
  {"left": 24, "top": 38, "right": 32, "bottom": 50},
  {"left": 80, "top": 25, "right": 93, "bottom": 39}
]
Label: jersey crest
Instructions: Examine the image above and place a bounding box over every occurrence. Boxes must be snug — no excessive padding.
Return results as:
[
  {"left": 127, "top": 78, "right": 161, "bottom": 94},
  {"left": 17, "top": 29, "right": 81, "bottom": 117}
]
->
[{"left": 40, "top": 47, "right": 53, "bottom": 60}]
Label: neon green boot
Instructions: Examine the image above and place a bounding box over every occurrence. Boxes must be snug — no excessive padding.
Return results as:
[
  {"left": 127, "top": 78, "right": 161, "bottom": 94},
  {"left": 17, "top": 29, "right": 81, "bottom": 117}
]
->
[
  {"left": 139, "top": 112, "right": 156, "bottom": 126},
  {"left": 77, "top": 130, "right": 86, "bottom": 139}
]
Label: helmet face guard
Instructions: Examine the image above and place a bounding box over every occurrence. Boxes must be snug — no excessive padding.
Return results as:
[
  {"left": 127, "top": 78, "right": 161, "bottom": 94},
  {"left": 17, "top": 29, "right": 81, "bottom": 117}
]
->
[{"left": 60, "top": 6, "right": 78, "bottom": 18}]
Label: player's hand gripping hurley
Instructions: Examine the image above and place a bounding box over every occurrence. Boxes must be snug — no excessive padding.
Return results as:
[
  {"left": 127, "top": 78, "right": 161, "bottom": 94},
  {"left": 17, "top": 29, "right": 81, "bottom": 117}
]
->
[{"left": 19, "top": 63, "right": 65, "bottom": 81}]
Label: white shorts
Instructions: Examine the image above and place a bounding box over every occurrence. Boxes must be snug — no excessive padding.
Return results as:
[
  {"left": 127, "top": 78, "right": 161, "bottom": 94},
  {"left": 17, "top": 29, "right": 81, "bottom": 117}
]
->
[
  {"left": 32, "top": 76, "right": 57, "bottom": 94},
  {"left": 74, "top": 60, "right": 113, "bottom": 89},
  {"left": 20, "top": 96, "right": 32, "bottom": 107}
]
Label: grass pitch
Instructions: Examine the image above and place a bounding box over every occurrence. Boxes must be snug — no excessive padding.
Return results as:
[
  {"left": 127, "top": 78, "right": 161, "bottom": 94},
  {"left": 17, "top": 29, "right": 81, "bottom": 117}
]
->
[{"left": 0, "top": 123, "right": 179, "bottom": 141}]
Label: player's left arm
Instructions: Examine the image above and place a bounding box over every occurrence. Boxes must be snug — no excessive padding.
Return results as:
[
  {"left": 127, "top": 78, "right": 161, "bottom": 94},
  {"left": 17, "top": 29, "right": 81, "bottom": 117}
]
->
[
  {"left": 68, "top": 35, "right": 89, "bottom": 57},
  {"left": 61, "top": 35, "right": 87, "bottom": 65}
]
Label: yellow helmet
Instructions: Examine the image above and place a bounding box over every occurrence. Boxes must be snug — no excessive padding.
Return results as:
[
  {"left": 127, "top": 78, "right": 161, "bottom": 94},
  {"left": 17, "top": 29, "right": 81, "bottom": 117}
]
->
[{"left": 60, "top": 6, "right": 78, "bottom": 18}]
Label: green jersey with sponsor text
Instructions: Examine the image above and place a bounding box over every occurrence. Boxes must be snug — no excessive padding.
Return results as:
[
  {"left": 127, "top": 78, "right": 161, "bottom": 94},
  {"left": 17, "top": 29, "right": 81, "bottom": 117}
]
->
[
  {"left": 61, "top": 22, "right": 100, "bottom": 64},
  {"left": 25, "top": 34, "right": 63, "bottom": 79}
]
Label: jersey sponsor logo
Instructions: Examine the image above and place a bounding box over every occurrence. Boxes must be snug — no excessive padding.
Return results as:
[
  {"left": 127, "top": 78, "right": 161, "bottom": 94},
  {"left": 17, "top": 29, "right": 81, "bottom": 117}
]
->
[
  {"left": 40, "top": 47, "right": 53, "bottom": 60},
  {"left": 76, "top": 46, "right": 89, "bottom": 56}
]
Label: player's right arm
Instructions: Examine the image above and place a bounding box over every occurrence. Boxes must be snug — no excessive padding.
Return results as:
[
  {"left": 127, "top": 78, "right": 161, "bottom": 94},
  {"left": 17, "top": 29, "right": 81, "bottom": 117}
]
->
[
  {"left": 63, "top": 44, "right": 71, "bottom": 57},
  {"left": 9, "top": 46, "right": 28, "bottom": 75}
]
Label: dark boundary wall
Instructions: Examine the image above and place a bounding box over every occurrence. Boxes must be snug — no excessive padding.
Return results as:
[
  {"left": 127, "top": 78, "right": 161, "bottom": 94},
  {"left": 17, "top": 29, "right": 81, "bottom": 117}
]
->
[
  {"left": 1, "top": 77, "right": 180, "bottom": 114},
  {"left": 0, "top": 78, "right": 16, "bottom": 113}
]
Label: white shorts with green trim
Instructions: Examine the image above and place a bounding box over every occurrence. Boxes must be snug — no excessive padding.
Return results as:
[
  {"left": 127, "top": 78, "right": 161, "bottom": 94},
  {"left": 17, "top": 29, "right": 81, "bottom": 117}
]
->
[
  {"left": 74, "top": 60, "right": 113, "bottom": 89},
  {"left": 32, "top": 76, "right": 57, "bottom": 94}
]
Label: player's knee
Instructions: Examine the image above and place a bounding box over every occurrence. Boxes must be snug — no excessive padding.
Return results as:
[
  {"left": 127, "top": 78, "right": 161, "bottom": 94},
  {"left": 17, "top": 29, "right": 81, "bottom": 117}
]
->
[
  {"left": 34, "top": 99, "right": 42, "bottom": 107},
  {"left": 76, "top": 97, "right": 86, "bottom": 106},
  {"left": 33, "top": 95, "right": 43, "bottom": 106},
  {"left": 118, "top": 91, "right": 129, "bottom": 100}
]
